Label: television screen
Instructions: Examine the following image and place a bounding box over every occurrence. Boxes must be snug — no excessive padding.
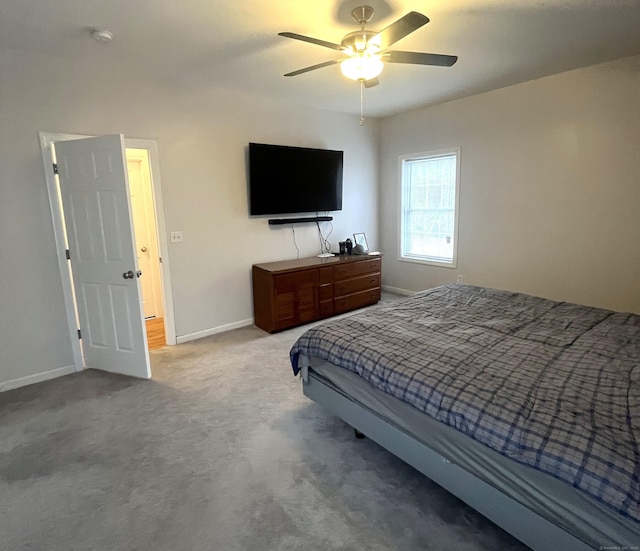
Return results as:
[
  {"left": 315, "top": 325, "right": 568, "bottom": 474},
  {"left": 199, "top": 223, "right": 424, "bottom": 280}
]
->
[{"left": 248, "top": 143, "right": 343, "bottom": 216}]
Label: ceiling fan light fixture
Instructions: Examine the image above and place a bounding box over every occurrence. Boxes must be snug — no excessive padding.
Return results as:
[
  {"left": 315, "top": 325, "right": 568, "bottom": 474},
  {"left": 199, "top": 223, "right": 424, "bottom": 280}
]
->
[{"left": 340, "top": 52, "right": 384, "bottom": 81}]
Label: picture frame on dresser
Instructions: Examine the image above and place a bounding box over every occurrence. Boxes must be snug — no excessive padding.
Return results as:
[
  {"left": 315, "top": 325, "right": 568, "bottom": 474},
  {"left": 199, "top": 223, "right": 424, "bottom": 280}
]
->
[{"left": 353, "top": 232, "right": 369, "bottom": 252}]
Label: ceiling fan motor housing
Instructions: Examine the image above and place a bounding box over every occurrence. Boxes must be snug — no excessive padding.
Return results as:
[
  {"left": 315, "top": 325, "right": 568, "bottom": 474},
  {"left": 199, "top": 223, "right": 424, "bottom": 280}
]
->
[{"left": 341, "top": 30, "right": 379, "bottom": 54}]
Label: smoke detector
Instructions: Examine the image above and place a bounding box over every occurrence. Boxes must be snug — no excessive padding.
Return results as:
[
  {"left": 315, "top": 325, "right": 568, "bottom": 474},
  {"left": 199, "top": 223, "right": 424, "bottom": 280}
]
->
[{"left": 90, "top": 29, "right": 113, "bottom": 42}]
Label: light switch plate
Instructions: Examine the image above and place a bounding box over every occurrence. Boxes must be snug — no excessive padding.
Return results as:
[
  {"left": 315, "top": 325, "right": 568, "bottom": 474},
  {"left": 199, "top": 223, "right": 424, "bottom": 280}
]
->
[{"left": 170, "top": 231, "right": 184, "bottom": 243}]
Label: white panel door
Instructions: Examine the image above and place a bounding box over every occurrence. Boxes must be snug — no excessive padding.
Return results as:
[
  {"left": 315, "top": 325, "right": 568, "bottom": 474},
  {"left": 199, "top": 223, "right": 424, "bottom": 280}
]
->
[{"left": 55, "top": 135, "right": 151, "bottom": 379}]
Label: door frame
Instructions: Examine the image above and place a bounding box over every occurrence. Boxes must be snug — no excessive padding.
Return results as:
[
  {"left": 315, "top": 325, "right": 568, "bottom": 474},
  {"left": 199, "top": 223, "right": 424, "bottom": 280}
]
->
[
  {"left": 39, "top": 132, "right": 176, "bottom": 372},
  {"left": 124, "top": 137, "right": 175, "bottom": 345}
]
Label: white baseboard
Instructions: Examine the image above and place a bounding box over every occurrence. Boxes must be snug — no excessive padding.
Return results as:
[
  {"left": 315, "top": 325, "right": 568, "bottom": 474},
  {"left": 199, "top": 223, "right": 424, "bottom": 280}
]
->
[
  {"left": 176, "top": 318, "right": 254, "bottom": 344},
  {"left": 0, "top": 364, "right": 76, "bottom": 392},
  {"left": 382, "top": 285, "right": 415, "bottom": 296}
]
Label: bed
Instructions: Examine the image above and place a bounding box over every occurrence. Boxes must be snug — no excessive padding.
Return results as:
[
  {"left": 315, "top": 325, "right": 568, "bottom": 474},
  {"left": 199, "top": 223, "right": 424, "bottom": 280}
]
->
[{"left": 289, "top": 284, "right": 640, "bottom": 550}]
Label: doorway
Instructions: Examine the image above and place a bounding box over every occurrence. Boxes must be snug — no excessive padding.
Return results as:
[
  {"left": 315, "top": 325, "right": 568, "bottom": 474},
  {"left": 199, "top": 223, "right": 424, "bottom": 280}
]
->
[
  {"left": 40, "top": 132, "right": 176, "bottom": 374},
  {"left": 127, "top": 148, "right": 166, "bottom": 350}
]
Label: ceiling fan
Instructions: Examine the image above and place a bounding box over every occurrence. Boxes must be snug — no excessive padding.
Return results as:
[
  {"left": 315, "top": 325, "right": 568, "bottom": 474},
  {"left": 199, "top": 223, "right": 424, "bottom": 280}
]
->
[{"left": 278, "top": 5, "right": 458, "bottom": 89}]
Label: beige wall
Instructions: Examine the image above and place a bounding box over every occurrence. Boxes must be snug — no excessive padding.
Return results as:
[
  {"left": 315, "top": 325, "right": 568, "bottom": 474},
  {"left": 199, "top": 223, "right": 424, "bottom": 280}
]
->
[
  {"left": 3, "top": 44, "right": 638, "bottom": 390},
  {"left": 379, "top": 55, "right": 640, "bottom": 314},
  {"left": 0, "top": 48, "right": 379, "bottom": 388}
]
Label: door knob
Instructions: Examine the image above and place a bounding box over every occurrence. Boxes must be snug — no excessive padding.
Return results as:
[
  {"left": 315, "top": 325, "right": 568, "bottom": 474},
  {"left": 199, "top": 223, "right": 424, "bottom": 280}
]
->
[
  {"left": 140, "top": 246, "right": 148, "bottom": 252},
  {"left": 123, "top": 270, "right": 134, "bottom": 279}
]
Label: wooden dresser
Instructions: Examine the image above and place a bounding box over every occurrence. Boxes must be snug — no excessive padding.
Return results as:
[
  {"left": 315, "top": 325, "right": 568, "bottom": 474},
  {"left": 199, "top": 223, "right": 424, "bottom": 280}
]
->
[{"left": 252, "top": 255, "right": 382, "bottom": 333}]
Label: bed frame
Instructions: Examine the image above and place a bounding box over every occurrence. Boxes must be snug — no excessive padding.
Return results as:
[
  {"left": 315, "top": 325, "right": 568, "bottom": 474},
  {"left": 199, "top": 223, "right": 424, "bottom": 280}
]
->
[{"left": 302, "top": 368, "right": 595, "bottom": 551}]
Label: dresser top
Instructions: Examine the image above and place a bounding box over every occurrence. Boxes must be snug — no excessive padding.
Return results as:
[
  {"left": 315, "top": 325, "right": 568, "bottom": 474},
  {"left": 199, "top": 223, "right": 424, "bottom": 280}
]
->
[{"left": 253, "top": 254, "right": 381, "bottom": 274}]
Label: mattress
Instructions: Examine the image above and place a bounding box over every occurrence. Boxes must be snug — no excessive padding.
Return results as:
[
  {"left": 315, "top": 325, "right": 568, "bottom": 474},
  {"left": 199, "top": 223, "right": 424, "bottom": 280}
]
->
[
  {"left": 290, "top": 284, "right": 640, "bottom": 525},
  {"left": 303, "top": 360, "right": 640, "bottom": 550}
]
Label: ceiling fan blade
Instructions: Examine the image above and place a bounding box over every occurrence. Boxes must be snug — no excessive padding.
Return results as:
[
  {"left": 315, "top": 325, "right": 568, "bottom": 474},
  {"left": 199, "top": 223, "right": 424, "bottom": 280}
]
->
[
  {"left": 363, "top": 77, "right": 379, "bottom": 88},
  {"left": 278, "top": 32, "right": 343, "bottom": 51},
  {"left": 284, "top": 59, "right": 341, "bottom": 77},
  {"left": 383, "top": 51, "right": 458, "bottom": 67},
  {"left": 373, "top": 12, "right": 429, "bottom": 51}
]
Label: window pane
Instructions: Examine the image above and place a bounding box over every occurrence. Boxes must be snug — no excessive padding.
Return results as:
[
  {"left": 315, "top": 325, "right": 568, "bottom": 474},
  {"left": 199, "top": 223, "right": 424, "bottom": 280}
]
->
[{"left": 401, "top": 152, "right": 458, "bottom": 265}]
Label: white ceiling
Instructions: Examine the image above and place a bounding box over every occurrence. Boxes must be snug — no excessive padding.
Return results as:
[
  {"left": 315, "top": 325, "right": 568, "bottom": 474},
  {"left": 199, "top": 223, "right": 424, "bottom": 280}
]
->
[{"left": 3, "top": 0, "right": 640, "bottom": 118}]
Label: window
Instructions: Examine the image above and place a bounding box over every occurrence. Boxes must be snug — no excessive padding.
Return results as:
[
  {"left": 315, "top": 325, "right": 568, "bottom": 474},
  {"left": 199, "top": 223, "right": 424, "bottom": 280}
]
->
[{"left": 399, "top": 148, "right": 460, "bottom": 267}]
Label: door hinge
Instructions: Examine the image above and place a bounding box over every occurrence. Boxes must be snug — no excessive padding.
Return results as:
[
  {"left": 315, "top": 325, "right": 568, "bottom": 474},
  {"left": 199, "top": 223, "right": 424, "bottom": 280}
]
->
[
  {"left": 52, "top": 163, "right": 59, "bottom": 175},
  {"left": 77, "top": 329, "right": 82, "bottom": 339},
  {"left": 65, "top": 249, "right": 71, "bottom": 260}
]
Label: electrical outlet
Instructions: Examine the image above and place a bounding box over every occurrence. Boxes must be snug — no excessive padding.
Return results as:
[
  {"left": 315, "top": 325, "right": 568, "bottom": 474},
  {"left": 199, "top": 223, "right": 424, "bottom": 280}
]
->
[
  {"left": 457, "top": 274, "right": 464, "bottom": 283},
  {"left": 170, "top": 231, "right": 184, "bottom": 243}
]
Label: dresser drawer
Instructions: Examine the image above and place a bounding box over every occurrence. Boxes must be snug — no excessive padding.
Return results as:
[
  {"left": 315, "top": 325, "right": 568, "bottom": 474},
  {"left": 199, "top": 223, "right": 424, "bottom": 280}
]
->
[
  {"left": 319, "top": 266, "right": 333, "bottom": 284},
  {"left": 334, "top": 273, "right": 381, "bottom": 297},
  {"left": 318, "top": 283, "right": 333, "bottom": 301},
  {"left": 333, "top": 258, "right": 381, "bottom": 281},
  {"left": 334, "top": 288, "right": 381, "bottom": 313}
]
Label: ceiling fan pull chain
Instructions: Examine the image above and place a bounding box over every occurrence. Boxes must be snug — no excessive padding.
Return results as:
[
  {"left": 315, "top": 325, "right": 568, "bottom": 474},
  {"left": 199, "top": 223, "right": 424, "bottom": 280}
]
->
[{"left": 360, "top": 80, "right": 365, "bottom": 126}]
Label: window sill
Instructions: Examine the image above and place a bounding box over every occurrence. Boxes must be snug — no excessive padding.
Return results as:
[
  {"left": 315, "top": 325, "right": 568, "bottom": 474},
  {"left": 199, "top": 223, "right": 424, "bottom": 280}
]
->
[{"left": 399, "top": 256, "right": 457, "bottom": 269}]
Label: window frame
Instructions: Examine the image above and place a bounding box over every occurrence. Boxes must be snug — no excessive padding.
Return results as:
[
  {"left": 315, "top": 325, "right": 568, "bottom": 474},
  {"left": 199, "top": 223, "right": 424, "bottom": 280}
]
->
[{"left": 398, "top": 147, "right": 461, "bottom": 269}]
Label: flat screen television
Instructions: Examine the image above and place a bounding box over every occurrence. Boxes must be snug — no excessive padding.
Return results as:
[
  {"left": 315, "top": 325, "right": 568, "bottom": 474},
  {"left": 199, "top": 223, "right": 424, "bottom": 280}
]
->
[{"left": 248, "top": 143, "right": 343, "bottom": 216}]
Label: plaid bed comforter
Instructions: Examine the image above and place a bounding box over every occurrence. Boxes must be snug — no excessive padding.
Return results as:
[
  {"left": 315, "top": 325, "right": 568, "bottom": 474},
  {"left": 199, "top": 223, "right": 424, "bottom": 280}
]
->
[{"left": 290, "top": 284, "right": 640, "bottom": 522}]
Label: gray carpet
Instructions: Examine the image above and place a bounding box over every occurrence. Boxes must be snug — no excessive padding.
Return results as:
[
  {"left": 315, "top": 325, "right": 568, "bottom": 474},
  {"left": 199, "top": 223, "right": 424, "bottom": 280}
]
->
[{"left": 0, "top": 304, "right": 530, "bottom": 550}]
